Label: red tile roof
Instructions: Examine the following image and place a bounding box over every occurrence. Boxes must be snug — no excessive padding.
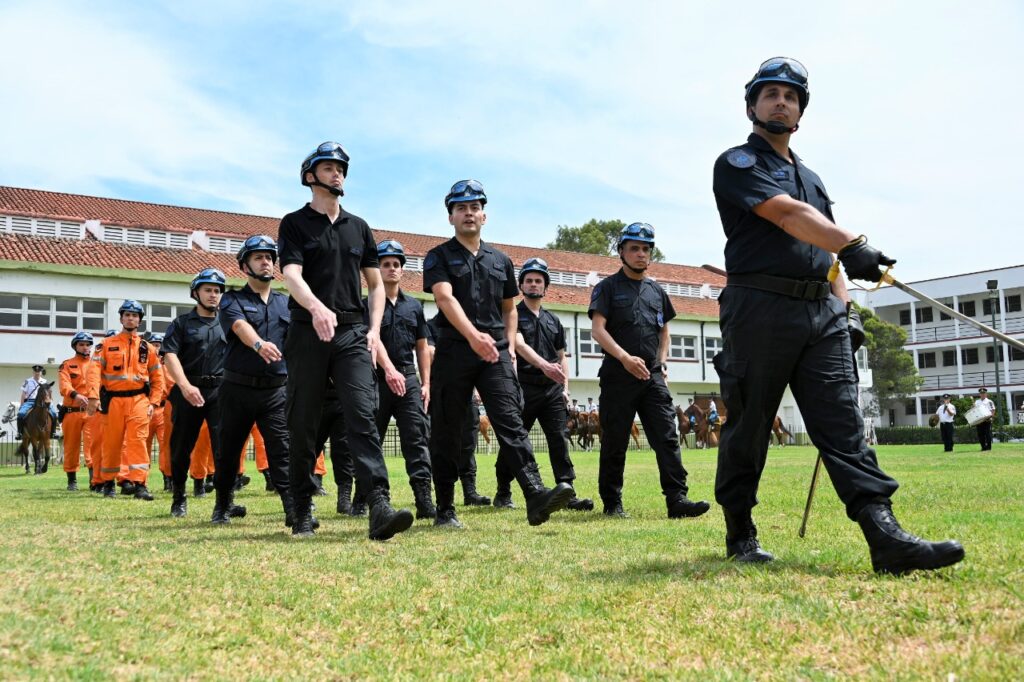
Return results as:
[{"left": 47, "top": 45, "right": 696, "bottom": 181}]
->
[{"left": 0, "top": 185, "right": 724, "bottom": 317}]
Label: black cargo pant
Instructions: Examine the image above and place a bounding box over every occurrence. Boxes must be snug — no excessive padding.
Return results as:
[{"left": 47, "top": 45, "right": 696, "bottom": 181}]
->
[
  {"left": 976, "top": 420, "right": 992, "bottom": 450},
  {"left": 597, "top": 364, "right": 688, "bottom": 505},
  {"left": 376, "top": 370, "right": 432, "bottom": 484},
  {"left": 430, "top": 336, "right": 539, "bottom": 494},
  {"left": 170, "top": 383, "right": 221, "bottom": 486},
  {"left": 460, "top": 400, "right": 480, "bottom": 478},
  {"left": 941, "top": 422, "right": 955, "bottom": 452},
  {"left": 713, "top": 287, "right": 898, "bottom": 520},
  {"left": 497, "top": 378, "right": 575, "bottom": 487},
  {"left": 285, "top": 321, "right": 388, "bottom": 501},
  {"left": 318, "top": 389, "right": 353, "bottom": 487},
  {"left": 215, "top": 379, "right": 289, "bottom": 497}
]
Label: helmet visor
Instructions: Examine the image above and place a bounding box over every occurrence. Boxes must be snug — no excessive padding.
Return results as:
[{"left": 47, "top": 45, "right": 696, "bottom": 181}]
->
[{"left": 753, "top": 57, "right": 808, "bottom": 86}]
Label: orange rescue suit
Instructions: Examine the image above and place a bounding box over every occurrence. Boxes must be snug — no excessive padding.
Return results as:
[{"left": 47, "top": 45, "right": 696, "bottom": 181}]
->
[{"left": 58, "top": 353, "right": 100, "bottom": 474}]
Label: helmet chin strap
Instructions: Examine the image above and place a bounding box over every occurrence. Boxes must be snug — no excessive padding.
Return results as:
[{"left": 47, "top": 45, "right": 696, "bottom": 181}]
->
[
  {"left": 77, "top": 349, "right": 90, "bottom": 358},
  {"left": 752, "top": 116, "right": 798, "bottom": 135},
  {"left": 523, "top": 291, "right": 544, "bottom": 299},
  {"left": 244, "top": 263, "right": 274, "bottom": 283},
  {"left": 620, "top": 255, "right": 647, "bottom": 275},
  {"left": 310, "top": 179, "right": 344, "bottom": 197}
]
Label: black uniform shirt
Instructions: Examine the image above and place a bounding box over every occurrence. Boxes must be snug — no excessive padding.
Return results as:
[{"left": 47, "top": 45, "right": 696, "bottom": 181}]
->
[
  {"left": 219, "top": 285, "right": 290, "bottom": 377},
  {"left": 713, "top": 133, "right": 834, "bottom": 279},
  {"left": 422, "top": 238, "right": 517, "bottom": 332},
  {"left": 516, "top": 301, "right": 566, "bottom": 379},
  {"left": 277, "top": 203, "right": 379, "bottom": 318},
  {"left": 361, "top": 290, "right": 428, "bottom": 369},
  {"left": 588, "top": 269, "right": 675, "bottom": 369},
  {"left": 161, "top": 309, "right": 226, "bottom": 377},
  {"left": 426, "top": 314, "right": 441, "bottom": 348}
]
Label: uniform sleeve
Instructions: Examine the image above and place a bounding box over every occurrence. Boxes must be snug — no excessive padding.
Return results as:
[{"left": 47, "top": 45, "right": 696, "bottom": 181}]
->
[
  {"left": 713, "top": 151, "right": 789, "bottom": 212},
  {"left": 422, "top": 248, "right": 448, "bottom": 294},
  {"left": 58, "top": 361, "right": 73, "bottom": 400},
  {"left": 588, "top": 281, "right": 611, "bottom": 320},
  {"left": 415, "top": 304, "right": 429, "bottom": 341},
  {"left": 219, "top": 291, "right": 244, "bottom": 337},
  {"left": 662, "top": 289, "right": 677, "bottom": 323},
  {"left": 161, "top": 318, "right": 183, "bottom": 356},
  {"left": 360, "top": 223, "right": 379, "bottom": 269},
  {"left": 502, "top": 257, "right": 517, "bottom": 299},
  {"left": 277, "top": 214, "right": 304, "bottom": 268},
  {"left": 86, "top": 348, "right": 103, "bottom": 400}
]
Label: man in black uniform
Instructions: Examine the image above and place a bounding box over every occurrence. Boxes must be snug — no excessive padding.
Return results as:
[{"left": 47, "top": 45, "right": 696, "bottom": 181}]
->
[
  {"left": 367, "top": 239, "right": 436, "bottom": 520},
  {"left": 278, "top": 141, "right": 412, "bottom": 540},
  {"left": 589, "top": 223, "right": 709, "bottom": 520},
  {"left": 712, "top": 57, "right": 963, "bottom": 574},
  {"left": 494, "top": 257, "right": 592, "bottom": 511},
  {"left": 212, "top": 235, "right": 292, "bottom": 525},
  {"left": 162, "top": 268, "right": 228, "bottom": 518},
  {"left": 423, "top": 179, "right": 572, "bottom": 528}
]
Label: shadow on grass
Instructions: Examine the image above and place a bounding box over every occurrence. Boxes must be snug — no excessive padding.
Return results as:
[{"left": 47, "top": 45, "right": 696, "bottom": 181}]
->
[{"left": 584, "top": 553, "right": 846, "bottom": 582}]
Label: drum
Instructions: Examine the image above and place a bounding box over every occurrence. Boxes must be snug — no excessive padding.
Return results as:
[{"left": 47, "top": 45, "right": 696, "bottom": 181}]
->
[{"left": 965, "top": 403, "right": 993, "bottom": 427}]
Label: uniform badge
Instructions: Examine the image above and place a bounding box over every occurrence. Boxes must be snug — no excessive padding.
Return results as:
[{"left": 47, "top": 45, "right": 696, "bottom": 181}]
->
[
  {"left": 726, "top": 149, "right": 756, "bottom": 169},
  {"left": 423, "top": 253, "right": 438, "bottom": 270},
  {"left": 771, "top": 169, "right": 789, "bottom": 180},
  {"left": 657, "top": 312, "right": 664, "bottom": 327}
]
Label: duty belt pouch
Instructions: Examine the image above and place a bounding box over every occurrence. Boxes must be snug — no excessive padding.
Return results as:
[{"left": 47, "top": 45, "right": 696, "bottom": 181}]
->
[
  {"left": 99, "top": 387, "right": 112, "bottom": 414},
  {"left": 58, "top": 404, "right": 68, "bottom": 422}
]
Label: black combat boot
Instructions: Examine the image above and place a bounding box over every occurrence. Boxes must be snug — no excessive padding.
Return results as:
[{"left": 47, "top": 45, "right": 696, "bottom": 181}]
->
[
  {"left": 133, "top": 484, "right": 154, "bottom": 501},
  {"left": 518, "top": 466, "right": 573, "bottom": 527},
  {"left": 204, "top": 476, "right": 215, "bottom": 493},
  {"left": 562, "top": 482, "right": 593, "bottom": 511},
  {"left": 211, "top": 489, "right": 232, "bottom": 525},
  {"left": 856, "top": 501, "right": 964, "bottom": 575},
  {"left": 262, "top": 470, "right": 276, "bottom": 492},
  {"left": 162, "top": 473, "right": 172, "bottom": 492},
  {"left": 233, "top": 473, "right": 250, "bottom": 492},
  {"left": 433, "top": 482, "right": 463, "bottom": 529},
  {"left": 350, "top": 485, "right": 367, "bottom": 517},
  {"left": 192, "top": 477, "right": 207, "bottom": 498},
  {"left": 492, "top": 479, "right": 515, "bottom": 509},
  {"left": 170, "top": 482, "right": 188, "bottom": 518},
  {"left": 313, "top": 473, "right": 327, "bottom": 496},
  {"left": 102, "top": 480, "right": 117, "bottom": 498},
  {"left": 411, "top": 478, "right": 436, "bottom": 520},
  {"left": 667, "top": 492, "right": 710, "bottom": 519},
  {"left": 87, "top": 467, "right": 94, "bottom": 490},
  {"left": 290, "top": 495, "right": 315, "bottom": 538},
  {"left": 723, "top": 508, "right": 774, "bottom": 563},
  {"left": 119, "top": 480, "right": 136, "bottom": 496},
  {"left": 66, "top": 471, "right": 78, "bottom": 492},
  {"left": 460, "top": 473, "right": 491, "bottom": 506},
  {"left": 602, "top": 499, "right": 629, "bottom": 518},
  {"left": 336, "top": 478, "right": 353, "bottom": 515},
  {"left": 282, "top": 491, "right": 319, "bottom": 530},
  {"left": 367, "top": 488, "right": 414, "bottom": 541}
]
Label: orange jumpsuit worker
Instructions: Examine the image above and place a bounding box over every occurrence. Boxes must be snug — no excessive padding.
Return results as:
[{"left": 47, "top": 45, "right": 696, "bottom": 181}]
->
[
  {"left": 59, "top": 331, "right": 99, "bottom": 491},
  {"left": 87, "top": 329, "right": 117, "bottom": 492},
  {"left": 86, "top": 300, "right": 164, "bottom": 500}
]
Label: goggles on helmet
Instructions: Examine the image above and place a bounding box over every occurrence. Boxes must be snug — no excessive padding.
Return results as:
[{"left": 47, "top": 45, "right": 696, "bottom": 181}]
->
[
  {"left": 191, "top": 268, "right": 226, "bottom": 293},
  {"left": 619, "top": 222, "right": 656, "bottom": 246},
  {"left": 118, "top": 300, "right": 145, "bottom": 317},
  {"left": 445, "top": 179, "right": 487, "bottom": 210},
  {"left": 376, "top": 239, "right": 407, "bottom": 265},
  {"left": 745, "top": 56, "right": 809, "bottom": 110},
  {"left": 301, "top": 141, "right": 350, "bottom": 186},
  {"left": 518, "top": 257, "right": 551, "bottom": 286},
  {"left": 237, "top": 235, "right": 278, "bottom": 267}
]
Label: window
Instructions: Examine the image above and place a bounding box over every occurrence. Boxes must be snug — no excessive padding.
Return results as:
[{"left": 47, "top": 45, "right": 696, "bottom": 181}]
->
[
  {"left": 0, "top": 294, "right": 106, "bottom": 331},
  {"left": 985, "top": 346, "right": 1005, "bottom": 364},
  {"left": 942, "top": 350, "right": 957, "bottom": 367},
  {"left": 958, "top": 300, "right": 976, "bottom": 317},
  {"left": 917, "top": 352, "right": 936, "bottom": 369},
  {"left": 578, "top": 329, "right": 599, "bottom": 355},
  {"left": 915, "top": 307, "right": 933, "bottom": 324},
  {"left": 962, "top": 347, "right": 979, "bottom": 365},
  {"left": 1011, "top": 346, "right": 1024, "bottom": 361},
  {"left": 923, "top": 398, "right": 940, "bottom": 415},
  {"left": 899, "top": 309, "right": 911, "bottom": 326},
  {"left": 669, "top": 335, "right": 696, "bottom": 360},
  {"left": 141, "top": 302, "right": 189, "bottom": 335},
  {"left": 1007, "top": 295, "right": 1022, "bottom": 313},
  {"left": 904, "top": 400, "right": 916, "bottom": 416},
  {"left": 982, "top": 298, "right": 1001, "bottom": 317},
  {"left": 856, "top": 347, "right": 868, "bottom": 372},
  {"left": 704, "top": 337, "right": 722, "bottom": 362},
  {"left": 938, "top": 300, "right": 952, "bottom": 321}
]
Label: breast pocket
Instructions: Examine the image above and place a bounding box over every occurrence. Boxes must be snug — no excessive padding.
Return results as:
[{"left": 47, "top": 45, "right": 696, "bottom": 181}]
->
[{"left": 107, "top": 351, "right": 126, "bottom": 373}]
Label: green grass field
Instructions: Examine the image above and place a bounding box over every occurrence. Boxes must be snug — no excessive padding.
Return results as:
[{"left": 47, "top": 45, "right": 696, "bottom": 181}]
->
[{"left": 1, "top": 444, "right": 1021, "bottom": 680}]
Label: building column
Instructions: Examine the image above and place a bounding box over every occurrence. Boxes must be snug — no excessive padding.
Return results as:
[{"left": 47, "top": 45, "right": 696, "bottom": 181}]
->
[
  {"left": 952, "top": 295, "right": 960, "bottom": 337},
  {"left": 955, "top": 342, "right": 964, "bottom": 388},
  {"left": 915, "top": 395, "right": 923, "bottom": 427},
  {"left": 909, "top": 300, "right": 917, "bottom": 343}
]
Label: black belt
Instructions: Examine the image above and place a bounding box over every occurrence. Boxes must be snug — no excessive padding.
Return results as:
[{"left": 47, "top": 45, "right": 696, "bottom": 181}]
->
[
  {"left": 107, "top": 387, "right": 148, "bottom": 398},
  {"left": 223, "top": 370, "right": 288, "bottom": 389},
  {"left": 378, "top": 364, "right": 417, "bottom": 376},
  {"left": 185, "top": 375, "right": 222, "bottom": 388},
  {"left": 292, "top": 309, "right": 364, "bottom": 325},
  {"left": 517, "top": 373, "right": 551, "bottom": 386},
  {"left": 439, "top": 327, "right": 505, "bottom": 341},
  {"left": 63, "top": 406, "right": 86, "bottom": 414},
  {"left": 727, "top": 273, "right": 830, "bottom": 301}
]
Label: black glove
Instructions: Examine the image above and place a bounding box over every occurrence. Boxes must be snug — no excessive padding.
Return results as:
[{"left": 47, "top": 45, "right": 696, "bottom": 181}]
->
[
  {"left": 838, "top": 236, "right": 896, "bottom": 282},
  {"left": 847, "top": 305, "right": 866, "bottom": 353}
]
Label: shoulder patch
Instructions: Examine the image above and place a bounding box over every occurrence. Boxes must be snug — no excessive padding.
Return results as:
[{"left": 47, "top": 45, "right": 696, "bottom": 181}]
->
[
  {"left": 726, "top": 149, "right": 757, "bottom": 169},
  {"left": 423, "top": 252, "right": 438, "bottom": 270}
]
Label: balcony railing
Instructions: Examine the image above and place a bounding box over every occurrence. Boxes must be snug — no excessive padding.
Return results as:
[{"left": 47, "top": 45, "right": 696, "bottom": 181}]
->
[
  {"left": 910, "top": 315, "right": 1024, "bottom": 343},
  {"left": 919, "top": 368, "right": 1024, "bottom": 391}
]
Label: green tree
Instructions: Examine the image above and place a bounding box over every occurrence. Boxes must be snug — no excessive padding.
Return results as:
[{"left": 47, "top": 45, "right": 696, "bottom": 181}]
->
[
  {"left": 546, "top": 219, "right": 666, "bottom": 262},
  {"left": 855, "top": 303, "right": 924, "bottom": 416}
]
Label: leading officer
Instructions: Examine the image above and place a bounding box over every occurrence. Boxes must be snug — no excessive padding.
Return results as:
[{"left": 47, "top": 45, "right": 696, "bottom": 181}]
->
[
  {"left": 711, "top": 56, "right": 963, "bottom": 574},
  {"left": 423, "top": 179, "right": 572, "bottom": 528},
  {"left": 278, "top": 141, "right": 412, "bottom": 540}
]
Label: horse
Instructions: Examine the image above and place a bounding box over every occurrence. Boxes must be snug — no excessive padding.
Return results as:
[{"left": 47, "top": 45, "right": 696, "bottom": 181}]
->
[
  {"left": 0, "top": 401, "right": 16, "bottom": 438},
  {"left": 565, "top": 408, "right": 584, "bottom": 449},
  {"left": 769, "top": 416, "right": 793, "bottom": 447},
  {"left": 677, "top": 402, "right": 711, "bottom": 448},
  {"left": 478, "top": 414, "right": 493, "bottom": 452},
  {"left": 583, "top": 412, "right": 640, "bottom": 450},
  {"left": 17, "top": 382, "right": 53, "bottom": 474}
]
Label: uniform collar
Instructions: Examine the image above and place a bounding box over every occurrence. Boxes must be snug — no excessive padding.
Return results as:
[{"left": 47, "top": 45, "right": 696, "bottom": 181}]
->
[
  {"left": 445, "top": 237, "right": 492, "bottom": 256},
  {"left": 301, "top": 202, "right": 350, "bottom": 224},
  {"left": 187, "top": 308, "right": 219, "bottom": 322},
  {"left": 385, "top": 289, "right": 409, "bottom": 307},
  {"left": 746, "top": 133, "right": 801, "bottom": 164}
]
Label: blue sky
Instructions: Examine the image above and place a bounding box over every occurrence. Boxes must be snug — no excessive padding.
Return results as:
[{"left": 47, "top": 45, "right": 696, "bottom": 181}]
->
[{"left": 2, "top": 0, "right": 1022, "bottom": 282}]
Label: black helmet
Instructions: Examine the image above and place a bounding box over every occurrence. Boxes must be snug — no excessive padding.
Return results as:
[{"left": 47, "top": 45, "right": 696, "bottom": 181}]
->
[
  {"left": 376, "top": 239, "right": 407, "bottom": 266},
  {"left": 71, "top": 331, "right": 94, "bottom": 350},
  {"left": 518, "top": 257, "right": 550, "bottom": 287},
  {"left": 301, "top": 141, "right": 350, "bottom": 185},
  {"left": 236, "top": 235, "right": 278, "bottom": 269},
  {"left": 617, "top": 222, "right": 656, "bottom": 249},
  {"left": 444, "top": 179, "right": 487, "bottom": 212},
  {"left": 118, "top": 300, "right": 145, "bottom": 319},
  {"left": 744, "top": 57, "right": 809, "bottom": 111},
  {"left": 190, "top": 268, "right": 226, "bottom": 294}
]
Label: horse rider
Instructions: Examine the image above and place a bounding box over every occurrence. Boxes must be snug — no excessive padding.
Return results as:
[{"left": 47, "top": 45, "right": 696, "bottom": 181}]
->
[
  {"left": 58, "top": 332, "right": 99, "bottom": 491},
  {"left": 18, "top": 365, "right": 58, "bottom": 439},
  {"left": 86, "top": 300, "right": 164, "bottom": 500}
]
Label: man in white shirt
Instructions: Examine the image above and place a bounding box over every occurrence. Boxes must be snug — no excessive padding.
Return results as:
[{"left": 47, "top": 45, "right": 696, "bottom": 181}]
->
[
  {"left": 973, "top": 388, "right": 996, "bottom": 452},
  {"left": 936, "top": 394, "right": 956, "bottom": 453}
]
